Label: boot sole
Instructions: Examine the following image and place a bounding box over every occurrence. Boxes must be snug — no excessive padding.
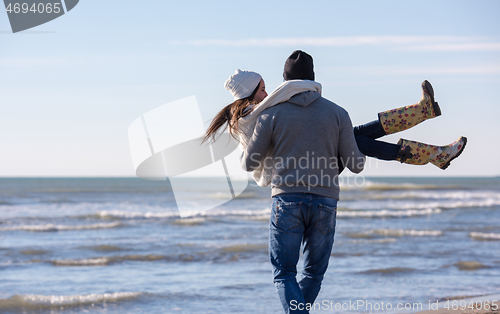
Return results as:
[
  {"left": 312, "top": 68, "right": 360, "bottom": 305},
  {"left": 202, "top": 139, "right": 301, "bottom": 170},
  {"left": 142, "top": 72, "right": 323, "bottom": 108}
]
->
[
  {"left": 422, "top": 80, "right": 441, "bottom": 117},
  {"left": 440, "top": 137, "right": 467, "bottom": 170}
]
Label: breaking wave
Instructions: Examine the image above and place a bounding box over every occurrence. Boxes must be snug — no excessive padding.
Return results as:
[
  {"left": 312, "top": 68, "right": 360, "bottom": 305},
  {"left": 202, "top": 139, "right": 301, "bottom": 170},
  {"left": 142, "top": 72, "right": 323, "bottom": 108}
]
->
[
  {"left": 348, "top": 238, "right": 397, "bottom": 244},
  {"left": 358, "top": 267, "right": 415, "bottom": 274},
  {"left": 0, "top": 292, "right": 141, "bottom": 310},
  {"left": 470, "top": 232, "right": 500, "bottom": 240},
  {"left": 91, "top": 208, "right": 272, "bottom": 220},
  {"left": 51, "top": 255, "right": 167, "bottom": 266},
  {"left": 209, "top": 192, "right": 260, "bottom": 199},
  {"left": 171, "top": 217, "right": 207, "bottom": 225},
  {"left": 95, "top": 207, "right": 447, "bottom": 220},
  {"left": 49, "top": 244, "right": 270, "bottom": 266},
  {"left": 341, "top": 181, "right": 456, "bottom": 191},
  {"left": 371, "top": 229, "right": 443, "bottom": 236},
  {"left": 91, "top": 210, "right": 179, "bottom": 219},
  {"left": 341, "top": 198, "right": 500, "bottom": 211},
  {"left": 0, "top": 222, "right": 122, "bottom": 232},
  {"left": 338, "top": 208, "right": 441, "bottom": 218}
]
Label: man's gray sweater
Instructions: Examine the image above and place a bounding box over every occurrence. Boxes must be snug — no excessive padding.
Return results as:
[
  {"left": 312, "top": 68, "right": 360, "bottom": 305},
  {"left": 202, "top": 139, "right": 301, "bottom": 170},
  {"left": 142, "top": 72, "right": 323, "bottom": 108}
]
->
[{"left": 240, "top": 90, "right": 365, "bottom": 200}]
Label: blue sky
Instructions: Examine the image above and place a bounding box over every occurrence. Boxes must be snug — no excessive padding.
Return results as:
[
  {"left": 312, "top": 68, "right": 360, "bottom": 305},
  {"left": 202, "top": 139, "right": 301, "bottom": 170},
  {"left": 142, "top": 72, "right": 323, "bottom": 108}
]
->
[{"left": 1, "top": 0, "right": 499, "bottom": 177}]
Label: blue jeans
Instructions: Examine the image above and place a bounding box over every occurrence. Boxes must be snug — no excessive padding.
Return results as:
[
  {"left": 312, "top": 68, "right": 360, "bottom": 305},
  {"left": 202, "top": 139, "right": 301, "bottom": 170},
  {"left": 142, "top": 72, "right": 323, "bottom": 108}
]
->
[
  {"left": 354, "top": 120, "right": 400, "bottom": 160},
  {"left": 270, "top": 193, "right": 338, "bottom": 314}
]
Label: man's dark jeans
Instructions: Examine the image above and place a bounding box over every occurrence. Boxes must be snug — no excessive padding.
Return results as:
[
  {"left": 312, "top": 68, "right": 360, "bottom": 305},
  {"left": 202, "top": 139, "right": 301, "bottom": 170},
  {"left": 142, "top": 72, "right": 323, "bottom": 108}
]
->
[{"left": 270, "top": 193, "right": 338, "bottom": 314}]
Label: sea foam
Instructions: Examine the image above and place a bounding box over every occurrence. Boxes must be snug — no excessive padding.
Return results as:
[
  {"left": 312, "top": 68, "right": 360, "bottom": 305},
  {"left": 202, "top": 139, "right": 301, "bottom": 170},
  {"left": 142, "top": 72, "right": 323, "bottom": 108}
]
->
[
  {"left": 0, "top": 222, "right": 122, "bottom": 232},
  {"left": 470, "top": 232, "right": 500, "bottom": 240},
  {"left": 338, "top": 208, "right": 441, "bottom": 218},
  {"left": 371, "top": 229, "right": 443, "bottom": 236},
  {"left": 0, "top": 292, "right": 141, "bottom": 310}
]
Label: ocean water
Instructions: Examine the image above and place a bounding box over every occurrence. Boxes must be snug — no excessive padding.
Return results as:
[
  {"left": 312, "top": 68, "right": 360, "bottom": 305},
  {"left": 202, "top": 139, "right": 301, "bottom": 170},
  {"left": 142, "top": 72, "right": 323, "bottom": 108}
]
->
[{"left": 1, "top": 177, "right": 499, "bottom": 313}]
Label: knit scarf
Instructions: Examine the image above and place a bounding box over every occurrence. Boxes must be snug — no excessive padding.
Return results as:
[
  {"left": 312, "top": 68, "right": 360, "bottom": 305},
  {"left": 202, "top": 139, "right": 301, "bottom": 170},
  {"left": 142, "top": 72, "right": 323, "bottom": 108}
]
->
[{"left": 237, "top": 80, "right": 322, "bottom": 187}]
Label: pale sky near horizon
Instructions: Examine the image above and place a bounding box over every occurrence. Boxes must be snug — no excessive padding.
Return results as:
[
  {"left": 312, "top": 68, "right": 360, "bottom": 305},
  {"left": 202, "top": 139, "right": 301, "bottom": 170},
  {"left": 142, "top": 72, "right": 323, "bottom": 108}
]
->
[{"left": 1, "top": 0, "right": 499, "bottom": 177}]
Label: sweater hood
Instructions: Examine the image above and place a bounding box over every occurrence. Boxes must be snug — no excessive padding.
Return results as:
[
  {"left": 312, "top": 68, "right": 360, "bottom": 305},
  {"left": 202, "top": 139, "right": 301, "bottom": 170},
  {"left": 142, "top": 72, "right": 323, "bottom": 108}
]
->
[{"left": 286, "top": 90, "right": 321, "bottom": 107}]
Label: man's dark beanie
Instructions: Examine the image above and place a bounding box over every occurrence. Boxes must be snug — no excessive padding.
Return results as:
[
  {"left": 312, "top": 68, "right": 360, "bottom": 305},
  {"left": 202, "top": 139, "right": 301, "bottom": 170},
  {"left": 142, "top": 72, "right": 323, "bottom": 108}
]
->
[{"left": 283, "top": 50, "right": 315, "bottom": 81}]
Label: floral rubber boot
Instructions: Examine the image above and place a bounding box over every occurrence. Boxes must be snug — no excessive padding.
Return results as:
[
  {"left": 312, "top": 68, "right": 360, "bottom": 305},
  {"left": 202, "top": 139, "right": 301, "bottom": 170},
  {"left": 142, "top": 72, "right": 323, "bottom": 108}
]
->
[
  {"left": 378, "top": 80, "right": 442, "bottom": 135},
  {"left": 396, "top": 137, "right": 467, "bottom": 170}
]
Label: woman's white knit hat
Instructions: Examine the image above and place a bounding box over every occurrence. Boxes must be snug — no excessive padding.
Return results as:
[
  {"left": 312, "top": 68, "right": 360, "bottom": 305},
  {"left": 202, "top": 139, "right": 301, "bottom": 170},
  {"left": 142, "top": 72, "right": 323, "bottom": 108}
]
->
[{"left": 224, "top": 69, "right": 262, "bottom": 101}]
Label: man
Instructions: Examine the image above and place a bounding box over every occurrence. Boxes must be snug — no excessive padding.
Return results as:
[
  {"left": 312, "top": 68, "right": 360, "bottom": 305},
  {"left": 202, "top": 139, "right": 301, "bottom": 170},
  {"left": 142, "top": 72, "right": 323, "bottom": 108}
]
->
[{"left": 240, "top": 50, "right": 365, "bottom": 314}]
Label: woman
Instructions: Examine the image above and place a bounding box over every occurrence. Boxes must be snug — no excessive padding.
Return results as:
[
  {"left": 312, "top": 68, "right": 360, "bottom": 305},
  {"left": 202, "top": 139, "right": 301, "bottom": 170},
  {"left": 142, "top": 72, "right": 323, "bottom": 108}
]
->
[{"left": 204, "top": 69, "right": 467, "bottom": 172}]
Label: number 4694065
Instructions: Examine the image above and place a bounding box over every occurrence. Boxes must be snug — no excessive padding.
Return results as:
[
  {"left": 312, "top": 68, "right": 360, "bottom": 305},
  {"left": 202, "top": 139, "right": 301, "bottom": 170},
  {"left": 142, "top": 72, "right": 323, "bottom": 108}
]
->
[
  {"left": 5, "top": 3, "right": 61, "bottom": 14},
  {"left": 444, "top": 300, "right": 498, "bottom": 311}
]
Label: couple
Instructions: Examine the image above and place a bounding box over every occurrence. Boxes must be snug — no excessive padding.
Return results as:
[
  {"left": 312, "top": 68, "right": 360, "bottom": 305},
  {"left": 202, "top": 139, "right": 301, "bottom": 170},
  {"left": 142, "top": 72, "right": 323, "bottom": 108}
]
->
[{"left": 204, "top": 51, "right": 466, "bottom": 314}]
